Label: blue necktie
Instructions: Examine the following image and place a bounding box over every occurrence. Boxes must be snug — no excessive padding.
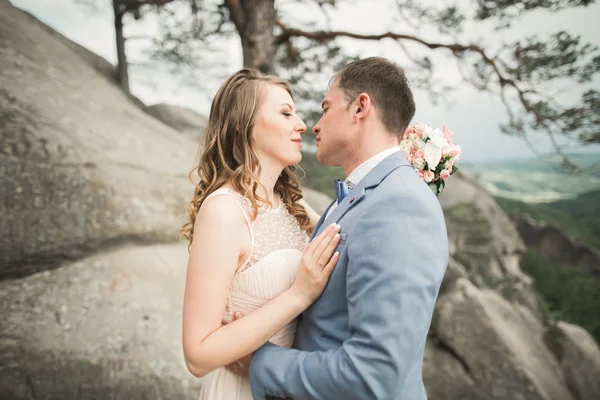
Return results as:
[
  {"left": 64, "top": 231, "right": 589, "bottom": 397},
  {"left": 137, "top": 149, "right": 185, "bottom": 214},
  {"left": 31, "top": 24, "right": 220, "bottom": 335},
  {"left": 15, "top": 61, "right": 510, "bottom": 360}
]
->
[{"left": 335, "top": 179, "right": 349, "bottom": 203}]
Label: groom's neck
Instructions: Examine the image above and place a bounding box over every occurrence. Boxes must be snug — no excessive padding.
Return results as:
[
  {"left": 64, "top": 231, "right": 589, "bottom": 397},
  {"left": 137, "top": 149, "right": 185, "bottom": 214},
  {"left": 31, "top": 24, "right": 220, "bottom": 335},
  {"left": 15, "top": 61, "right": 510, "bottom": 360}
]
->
[{"left": 342, "top": 130, "right": 399, "bottom": 176}]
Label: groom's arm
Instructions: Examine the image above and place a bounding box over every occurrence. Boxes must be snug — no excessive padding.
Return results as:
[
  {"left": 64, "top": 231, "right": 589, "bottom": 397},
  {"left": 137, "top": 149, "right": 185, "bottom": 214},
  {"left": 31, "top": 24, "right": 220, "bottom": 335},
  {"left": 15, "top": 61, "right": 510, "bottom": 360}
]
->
[{"left": 249, "top": 187, "right": 449, "bottom": 399}]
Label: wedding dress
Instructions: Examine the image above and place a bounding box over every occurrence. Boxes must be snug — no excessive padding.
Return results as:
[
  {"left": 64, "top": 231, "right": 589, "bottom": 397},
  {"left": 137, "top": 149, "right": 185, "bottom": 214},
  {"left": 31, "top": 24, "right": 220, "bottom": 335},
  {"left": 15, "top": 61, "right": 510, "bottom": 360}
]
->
[{"left": 198, "top": 188, "right": 308, "bottom": 400}]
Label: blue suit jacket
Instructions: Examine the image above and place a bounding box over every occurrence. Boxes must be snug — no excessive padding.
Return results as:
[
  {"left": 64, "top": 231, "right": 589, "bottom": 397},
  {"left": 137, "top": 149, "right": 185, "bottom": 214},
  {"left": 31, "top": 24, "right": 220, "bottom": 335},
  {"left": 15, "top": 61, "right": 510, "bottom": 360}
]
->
[{"left": 249, "top": 151, "right": 449, "bottom": 400}]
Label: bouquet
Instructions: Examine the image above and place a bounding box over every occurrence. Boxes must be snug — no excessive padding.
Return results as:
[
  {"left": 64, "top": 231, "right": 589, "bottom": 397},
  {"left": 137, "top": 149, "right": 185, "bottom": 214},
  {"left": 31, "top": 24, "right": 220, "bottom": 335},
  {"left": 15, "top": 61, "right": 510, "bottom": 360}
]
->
[{"left": 400, "top": 123, "right": 461, "bottom": 196}]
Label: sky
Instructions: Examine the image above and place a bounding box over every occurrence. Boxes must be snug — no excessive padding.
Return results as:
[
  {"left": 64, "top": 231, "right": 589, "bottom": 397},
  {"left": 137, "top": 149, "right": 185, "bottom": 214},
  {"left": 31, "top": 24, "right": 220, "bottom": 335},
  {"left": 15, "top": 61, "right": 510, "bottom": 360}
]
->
[{"left": 10, "top": 0, "right": 600, "bottom": 163}]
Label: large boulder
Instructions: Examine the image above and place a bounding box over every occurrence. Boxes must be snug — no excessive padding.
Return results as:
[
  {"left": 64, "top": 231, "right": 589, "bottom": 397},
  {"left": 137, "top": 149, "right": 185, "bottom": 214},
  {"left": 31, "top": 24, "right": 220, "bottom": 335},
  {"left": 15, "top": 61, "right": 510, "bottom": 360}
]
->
[
  {"left": 439, "top": 173, "right": 538, "bottom": 313},
  {"left": 544, "top": 321, "right": 600, "bottom": 400},
  {"left": 512, "top": 215, "right": 600, "bottom": 280},
  {"left": 0, "top": 242, "right": 200, "bottom": 400},
  {"left": 431, "top": 278, "right": 573, "bottom": 400},
  {"left": 439, "top": 173, "right": 525, "bottom": 266},
  {"left": 423, "top": 337, "right": 493, "bottom": 400},
  {"left": 303, "top": 187, "right": 333, "bottom": 215},
  {"left": 0, "top": 0, "right": 198, "bottom": 279},
  {"left": 145, "top": 103, "right": 208, "bottom": 142}
]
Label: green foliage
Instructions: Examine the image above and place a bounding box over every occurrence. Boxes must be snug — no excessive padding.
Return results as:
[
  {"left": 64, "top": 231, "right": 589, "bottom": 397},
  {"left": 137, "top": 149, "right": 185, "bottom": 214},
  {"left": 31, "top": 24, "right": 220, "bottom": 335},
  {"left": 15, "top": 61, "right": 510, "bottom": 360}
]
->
[
  {"left": 520, "top": 249, "right": 600, "bottom": 343},
  {"left": 475, "top": 0, "right": 595, "bottom": 22},
  {"left": 494, "top": 189, "right": 600, "bottom": 250},
  {"left": 298, "top": 151, "right": 345, "bottom": 197}
]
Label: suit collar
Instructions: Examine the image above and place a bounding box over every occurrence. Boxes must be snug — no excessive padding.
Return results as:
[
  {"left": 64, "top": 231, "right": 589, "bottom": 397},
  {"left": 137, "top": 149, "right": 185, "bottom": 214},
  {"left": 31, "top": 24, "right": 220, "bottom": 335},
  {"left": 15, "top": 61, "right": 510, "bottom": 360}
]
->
[
  {"left": 345, "top": 147, "right": 402, "bottom": 187},
  {"left": 314, "top": 150, "right": 410, "bottom": 233},
  {"left": 361, "top": 149, "right": 409, "bottom": 189}
]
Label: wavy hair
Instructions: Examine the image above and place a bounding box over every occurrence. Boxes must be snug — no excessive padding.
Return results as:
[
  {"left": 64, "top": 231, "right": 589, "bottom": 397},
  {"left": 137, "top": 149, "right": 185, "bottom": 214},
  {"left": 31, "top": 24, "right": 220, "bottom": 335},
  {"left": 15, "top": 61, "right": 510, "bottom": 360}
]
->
[{"left": 181, "top": 69, "right": 311, "bottom": 245}]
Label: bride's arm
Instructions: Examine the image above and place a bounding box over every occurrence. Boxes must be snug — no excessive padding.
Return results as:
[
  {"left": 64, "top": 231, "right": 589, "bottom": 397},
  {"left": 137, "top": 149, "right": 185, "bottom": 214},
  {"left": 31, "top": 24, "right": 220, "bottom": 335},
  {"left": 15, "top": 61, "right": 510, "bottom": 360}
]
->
[
  {"left": 182, "top": 196, "right": 339, "bottom": 378},
  {"left": 299, "top": 198, "right": 321, "bottom": 229}
]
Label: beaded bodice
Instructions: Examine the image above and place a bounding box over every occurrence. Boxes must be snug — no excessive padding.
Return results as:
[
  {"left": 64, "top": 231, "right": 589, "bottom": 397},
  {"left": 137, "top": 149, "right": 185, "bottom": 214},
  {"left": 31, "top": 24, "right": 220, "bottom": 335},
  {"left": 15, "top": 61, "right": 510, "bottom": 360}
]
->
[
  {"left": 243, "top": 198, "right": 308, "bottom": 272},
  {"left": 205, "top": 188, "right": 309, "bottom": 273}
]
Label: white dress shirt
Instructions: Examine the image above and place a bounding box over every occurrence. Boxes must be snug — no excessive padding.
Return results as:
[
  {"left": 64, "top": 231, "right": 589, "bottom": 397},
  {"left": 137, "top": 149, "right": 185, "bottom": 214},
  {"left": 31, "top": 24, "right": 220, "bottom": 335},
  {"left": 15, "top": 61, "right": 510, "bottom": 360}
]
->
[{"left": 325, "top": 146, "right": 401, "bottom": 219}]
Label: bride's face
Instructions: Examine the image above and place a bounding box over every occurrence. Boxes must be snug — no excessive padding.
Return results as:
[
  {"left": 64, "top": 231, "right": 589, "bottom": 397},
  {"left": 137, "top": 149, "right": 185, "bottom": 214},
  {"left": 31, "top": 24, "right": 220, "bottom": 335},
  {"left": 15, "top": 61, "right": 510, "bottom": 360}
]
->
[{"left": 252, "top": 84, "right": 307, "bottom": 169}]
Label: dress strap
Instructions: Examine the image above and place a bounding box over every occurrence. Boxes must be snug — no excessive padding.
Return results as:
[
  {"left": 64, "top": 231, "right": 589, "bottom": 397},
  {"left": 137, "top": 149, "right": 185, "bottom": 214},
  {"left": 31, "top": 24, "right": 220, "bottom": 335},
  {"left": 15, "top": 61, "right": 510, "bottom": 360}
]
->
[{"left": 202, "top": 188, "right": 255, "bottom": 272}]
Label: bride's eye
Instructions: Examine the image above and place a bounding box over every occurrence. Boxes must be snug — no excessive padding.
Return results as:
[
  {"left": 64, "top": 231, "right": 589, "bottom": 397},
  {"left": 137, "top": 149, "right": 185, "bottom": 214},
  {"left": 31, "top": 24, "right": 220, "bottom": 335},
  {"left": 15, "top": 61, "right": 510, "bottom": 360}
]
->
[{"left": 283, "top": 112, "right": 292, "bottom": 117}]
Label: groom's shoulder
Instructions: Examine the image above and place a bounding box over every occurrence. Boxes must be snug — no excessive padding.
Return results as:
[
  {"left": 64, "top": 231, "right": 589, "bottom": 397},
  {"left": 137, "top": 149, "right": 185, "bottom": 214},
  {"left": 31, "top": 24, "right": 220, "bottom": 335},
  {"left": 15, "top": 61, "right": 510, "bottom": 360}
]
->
[
  {"left": 372, "top": 165, "right": 442, "bottom": 213},
  {"left": 380, "top": 163, "right": 426, "bottom": 196}
]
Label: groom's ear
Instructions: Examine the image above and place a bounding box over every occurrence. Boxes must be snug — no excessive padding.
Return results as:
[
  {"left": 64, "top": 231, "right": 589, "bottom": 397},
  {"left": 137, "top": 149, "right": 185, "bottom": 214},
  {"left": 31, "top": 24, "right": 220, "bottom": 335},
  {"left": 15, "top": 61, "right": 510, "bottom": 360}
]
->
[{"left": 354, "top": 93, "right": 371, "bottom": 120}]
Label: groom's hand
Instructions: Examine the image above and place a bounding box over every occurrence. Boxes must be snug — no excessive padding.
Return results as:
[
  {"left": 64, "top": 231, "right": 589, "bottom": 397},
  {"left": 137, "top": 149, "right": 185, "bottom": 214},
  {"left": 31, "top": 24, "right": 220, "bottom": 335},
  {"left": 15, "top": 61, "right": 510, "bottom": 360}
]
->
[{"left": 224, "top": 311, "right": 253, "bottom": 376}]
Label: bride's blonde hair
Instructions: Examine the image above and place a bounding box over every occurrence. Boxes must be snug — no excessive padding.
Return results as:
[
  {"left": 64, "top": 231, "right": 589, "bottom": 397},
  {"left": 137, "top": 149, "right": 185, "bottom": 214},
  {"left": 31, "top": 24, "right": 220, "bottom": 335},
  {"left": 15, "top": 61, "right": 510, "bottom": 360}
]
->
[{"left": 181, "top": 69, "right": 311, "bottom": 245}]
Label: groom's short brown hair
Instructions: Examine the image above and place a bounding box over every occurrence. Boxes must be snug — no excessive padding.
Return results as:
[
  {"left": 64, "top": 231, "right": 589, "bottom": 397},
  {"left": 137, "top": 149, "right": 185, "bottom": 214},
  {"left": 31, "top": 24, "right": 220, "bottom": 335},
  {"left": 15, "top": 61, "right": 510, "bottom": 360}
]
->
[{"left": 334, "top": 57, "right": 416, "bottom": 138}]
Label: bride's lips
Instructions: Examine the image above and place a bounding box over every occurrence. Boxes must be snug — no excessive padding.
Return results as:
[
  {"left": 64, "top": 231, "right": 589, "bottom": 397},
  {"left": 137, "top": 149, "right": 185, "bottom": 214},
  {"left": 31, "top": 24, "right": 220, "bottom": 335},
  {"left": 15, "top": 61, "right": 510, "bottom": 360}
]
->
[{"left": 291, "top": 138, "right": 302, "bottom": 148}]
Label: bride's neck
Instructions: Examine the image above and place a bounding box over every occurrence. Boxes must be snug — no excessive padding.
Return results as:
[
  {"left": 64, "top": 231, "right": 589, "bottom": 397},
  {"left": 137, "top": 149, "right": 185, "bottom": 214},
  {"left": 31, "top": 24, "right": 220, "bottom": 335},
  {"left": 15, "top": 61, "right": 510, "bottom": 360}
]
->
[{"left": 256, "top": 162, "right": 283, "bottom": 206}]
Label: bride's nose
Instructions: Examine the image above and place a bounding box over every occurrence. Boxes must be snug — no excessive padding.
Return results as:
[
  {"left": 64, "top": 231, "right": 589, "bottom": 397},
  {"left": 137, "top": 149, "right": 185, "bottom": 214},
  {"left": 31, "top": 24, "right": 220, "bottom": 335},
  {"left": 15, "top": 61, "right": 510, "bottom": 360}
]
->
[{"left": 295, "top": 117, "right": 307, "bottom": 133}]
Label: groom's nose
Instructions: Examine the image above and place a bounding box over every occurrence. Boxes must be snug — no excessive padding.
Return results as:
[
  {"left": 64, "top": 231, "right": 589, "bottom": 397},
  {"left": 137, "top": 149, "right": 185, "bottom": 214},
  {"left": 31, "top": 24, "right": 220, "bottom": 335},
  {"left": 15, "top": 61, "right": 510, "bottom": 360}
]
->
[{"left": 312, "top": 123, "right": 320, "bottom": 135}]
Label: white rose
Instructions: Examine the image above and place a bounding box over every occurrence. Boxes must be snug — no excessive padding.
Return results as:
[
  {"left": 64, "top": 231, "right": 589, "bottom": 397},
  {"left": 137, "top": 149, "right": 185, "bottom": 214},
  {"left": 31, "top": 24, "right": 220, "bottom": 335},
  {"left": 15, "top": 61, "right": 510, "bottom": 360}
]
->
[
  {"left": 424, "top": 141, "right": 442, "bottom": 170},
  {"left": 421, "top": 125, "right": 433, "bottom": 140},
  {"left": 428, "top": 128, "right": 449, "bottom": 149}
]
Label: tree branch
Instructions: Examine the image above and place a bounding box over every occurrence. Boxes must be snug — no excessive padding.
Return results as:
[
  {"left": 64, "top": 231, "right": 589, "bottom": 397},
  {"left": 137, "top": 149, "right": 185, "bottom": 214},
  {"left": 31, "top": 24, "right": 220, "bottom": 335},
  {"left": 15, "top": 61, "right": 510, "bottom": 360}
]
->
[
  {"left": 276, "top": 20, "right": 587, "bottom": 165},
  {"left": 223, "top": 0, "right": 245, "bottom": 33}
]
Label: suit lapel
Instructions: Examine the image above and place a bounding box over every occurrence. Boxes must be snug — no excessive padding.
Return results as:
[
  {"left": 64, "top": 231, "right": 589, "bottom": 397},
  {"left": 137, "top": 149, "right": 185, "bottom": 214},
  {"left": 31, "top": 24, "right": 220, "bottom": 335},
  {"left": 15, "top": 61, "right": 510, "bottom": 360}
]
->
[
  {"left": 310, "top": 200, "right": 336, "bottom": 241},
  {"left": 319, "top": 150, "right": 410, "bottom": 231}
]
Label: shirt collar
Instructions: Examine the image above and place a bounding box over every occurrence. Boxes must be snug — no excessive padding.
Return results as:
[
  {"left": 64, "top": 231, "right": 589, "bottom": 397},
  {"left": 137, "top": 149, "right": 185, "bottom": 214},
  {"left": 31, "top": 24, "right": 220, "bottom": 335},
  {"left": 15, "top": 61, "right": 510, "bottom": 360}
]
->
[{"left": 345, "top": 146, "right": 401, "bottom": 187}]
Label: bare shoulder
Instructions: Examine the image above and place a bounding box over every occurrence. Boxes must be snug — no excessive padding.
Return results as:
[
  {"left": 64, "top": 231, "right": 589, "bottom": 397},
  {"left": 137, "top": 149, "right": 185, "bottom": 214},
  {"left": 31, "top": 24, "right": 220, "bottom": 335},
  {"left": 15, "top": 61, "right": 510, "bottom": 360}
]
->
[{"left": 193, "top": 193, "right": 248, "bottom": 237}]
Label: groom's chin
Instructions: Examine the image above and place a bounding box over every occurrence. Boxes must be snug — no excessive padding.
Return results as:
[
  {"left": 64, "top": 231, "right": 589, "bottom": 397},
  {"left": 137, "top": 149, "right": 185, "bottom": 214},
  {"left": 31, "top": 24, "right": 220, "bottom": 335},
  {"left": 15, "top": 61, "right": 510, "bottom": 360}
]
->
[{"left": 315, "top": 151, "right": 326, "bottom": 165}]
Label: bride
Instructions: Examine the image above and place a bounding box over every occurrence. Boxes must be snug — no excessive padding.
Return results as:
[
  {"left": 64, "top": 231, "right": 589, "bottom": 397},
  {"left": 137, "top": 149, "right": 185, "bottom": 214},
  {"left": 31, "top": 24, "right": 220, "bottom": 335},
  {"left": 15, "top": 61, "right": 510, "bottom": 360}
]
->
[{"left": 180, "top": 68, "right": 341, "bottom": 399}]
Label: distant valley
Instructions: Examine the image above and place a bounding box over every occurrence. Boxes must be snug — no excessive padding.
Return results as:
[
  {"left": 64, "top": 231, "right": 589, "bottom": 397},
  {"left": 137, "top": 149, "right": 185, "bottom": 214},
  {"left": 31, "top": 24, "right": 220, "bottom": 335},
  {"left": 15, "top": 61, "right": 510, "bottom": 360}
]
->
[{"left": 459, "top": 153, "right": 600, "bottom": 203}]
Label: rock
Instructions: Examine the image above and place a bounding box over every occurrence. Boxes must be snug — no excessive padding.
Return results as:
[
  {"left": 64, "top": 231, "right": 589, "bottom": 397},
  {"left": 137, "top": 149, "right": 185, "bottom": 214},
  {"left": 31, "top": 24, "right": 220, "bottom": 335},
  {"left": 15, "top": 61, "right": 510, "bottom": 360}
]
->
[
  {"left": 432, "top": 278, "right": 573, "bottom": 400},
  {"left": 439, "top": 257, "right": 470, "bottom": 294},
  {"left": 0, "top": 242, "right": 200, "bottom": 400},
  {"left": 423, "top": 338, "right": 493, "bottom": 400},
  {"left": 145, "top": 103, "right": 208, "bottom": 142},
  {"left": 439, "top": 173, "right": 525, "bottom": 258},
  {"left": 544, "top": 321, "right": 600, "bottom": 400},
  {"left": 0, "top": 0, "right": 198, "bottom": 279},
  {"left": 439, "top": 174, "right": 537, "bottom": 312},
  {"left": 302, "top": 187, "right": 333, "bottom": 215},
  {"left": 512, "top": 215, "right": 600, "bottom": 280}
]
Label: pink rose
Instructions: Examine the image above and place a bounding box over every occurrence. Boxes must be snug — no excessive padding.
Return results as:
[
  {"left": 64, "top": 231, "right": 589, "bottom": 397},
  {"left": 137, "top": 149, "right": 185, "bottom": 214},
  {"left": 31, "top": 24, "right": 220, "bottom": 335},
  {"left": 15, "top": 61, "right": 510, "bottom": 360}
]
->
[
  {"left": 450, "top": 144, "right": 462, "bottom": 159},
  {"left": 400, "top": 139, "right": 412, "bottom": 153},
  {"left": 415, "top": 150, "right": 425, "bottom": 159},
  {"left": 418, "top": 170, "right": 425, "bottom": 179},
  {"left": 413, "top": 157, "right": 426, "bottom": 170},
  {"left": 442, "top": 126, "right": 454, "bottom": 140},
  {"left": 423, "top": 170, "right": 435, "bottom": 183},
  {"left": 440, "top": 169, "right": 450, "bottom": 180}
]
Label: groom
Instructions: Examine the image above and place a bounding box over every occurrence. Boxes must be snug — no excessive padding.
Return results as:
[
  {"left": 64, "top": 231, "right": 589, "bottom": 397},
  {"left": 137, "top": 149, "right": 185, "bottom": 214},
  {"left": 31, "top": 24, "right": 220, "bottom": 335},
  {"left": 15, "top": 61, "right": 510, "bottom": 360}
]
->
[{"left": 252, "top": 57, "right": 448, "bottom": 399}]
